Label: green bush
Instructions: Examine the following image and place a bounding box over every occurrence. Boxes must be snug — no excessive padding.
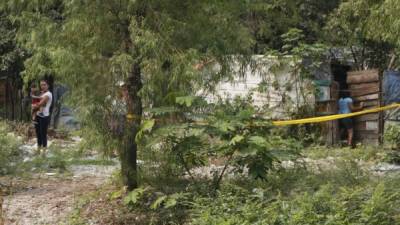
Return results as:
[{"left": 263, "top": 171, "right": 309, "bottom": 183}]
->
[
  {"left": 141, "top": 97, "right": 301, "bottom": 189},
  {"left": 0, "top": 121, "right": 23, "bottom": 175},
  {"left": 384, "top": 124, "right": 400, "bottom": 149},
  {"left": 383, "top": 124, "right": 400, "bottom": 164},
  {"left": 191, "top": 181, "right": 400, "bottom": 225}
]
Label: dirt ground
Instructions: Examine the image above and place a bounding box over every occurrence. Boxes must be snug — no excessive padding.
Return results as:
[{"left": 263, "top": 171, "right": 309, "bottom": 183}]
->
[
  {"left": 2, "top": 165, "right": 116, "bottom": 225},
  {"left": 1, "top": 135, "right": 117, "bottom": 225}
]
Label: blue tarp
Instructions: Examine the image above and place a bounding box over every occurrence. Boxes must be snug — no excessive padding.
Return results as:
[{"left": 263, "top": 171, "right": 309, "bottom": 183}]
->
[{"left": 384, "top": 70, "right": 400, "bottom": 104}]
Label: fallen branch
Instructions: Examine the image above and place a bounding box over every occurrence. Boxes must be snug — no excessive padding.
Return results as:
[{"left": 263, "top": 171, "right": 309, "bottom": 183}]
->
[{"left": 214, "top": 153, "right": 234, "bottom": 191}]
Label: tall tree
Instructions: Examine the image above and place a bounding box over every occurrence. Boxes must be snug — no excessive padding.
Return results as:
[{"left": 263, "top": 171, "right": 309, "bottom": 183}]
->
[
  {"left": 243, "top": 0, "right": 340, "bottom": 53},
  {"left": 0, "top": 10, "right": 26, "bottom": 119},
  {"left": 324, "top": 0, "right": 394, "bottom": 70},
  {"left": 367, "top": 0, "right": 400, "bottom": 69}
]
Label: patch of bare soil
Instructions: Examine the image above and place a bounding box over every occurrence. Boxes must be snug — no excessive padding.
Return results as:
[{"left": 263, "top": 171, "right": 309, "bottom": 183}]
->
[
  {"left": 3, "top": 169, "right": 115, "bottom": 225},
  {"left": 73, "top": 184, "right": 144, "bottom": 225}
]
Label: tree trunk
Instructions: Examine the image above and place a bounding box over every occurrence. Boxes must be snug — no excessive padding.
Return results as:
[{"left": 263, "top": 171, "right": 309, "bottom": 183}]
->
[
  {"left": 10, "top": 80, "right": 15, "bottom": 120},
  {"left": 119, "top": 62, "right": 142, "bottom": 191}
]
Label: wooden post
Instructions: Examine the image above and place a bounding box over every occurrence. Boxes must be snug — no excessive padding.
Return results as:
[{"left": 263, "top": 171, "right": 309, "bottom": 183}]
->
[
  {"left": 331, "top": 81, "right": 339, "bottom": 145},
  {"left": 347, "top": 69, "right": 381, "bottom": 145},
  {"left": 379, "top": 70, "right": 384, "bottom": 144}
]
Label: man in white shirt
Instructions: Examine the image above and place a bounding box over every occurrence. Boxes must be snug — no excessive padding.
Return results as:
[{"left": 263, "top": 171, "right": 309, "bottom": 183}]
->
[{"left": 32, "top": 79, "right": 53, "bottom": 150}]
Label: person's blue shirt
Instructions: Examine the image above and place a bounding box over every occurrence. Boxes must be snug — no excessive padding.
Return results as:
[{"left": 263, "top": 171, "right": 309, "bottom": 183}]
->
[{"left": 338, "top": 97, "right": 353, "bottom": 114}]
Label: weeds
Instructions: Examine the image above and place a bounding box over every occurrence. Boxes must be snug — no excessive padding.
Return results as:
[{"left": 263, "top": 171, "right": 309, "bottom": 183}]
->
[
  {"left": 0, "top": 122, "right": 23, "bottom": 175},
  {"left": 191, "top": 167, "right": 400, "bottom": 225},
  {"left": 304, "top": 145, "right": 385, "bottom": 162}
]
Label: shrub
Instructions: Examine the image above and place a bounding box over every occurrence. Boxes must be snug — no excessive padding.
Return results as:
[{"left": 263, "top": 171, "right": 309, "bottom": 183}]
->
[
  {"left": 384, "top": 124, "right": 400, "bottom": 149},
  {"left": 0, "top": 121, "right": 23, "bottom": 175},
  {"left": 191, "top": 181, "right": 400, "bottom": 225},
  {"left": 141, "top": 96, "right": 301, "bottom": 189}
]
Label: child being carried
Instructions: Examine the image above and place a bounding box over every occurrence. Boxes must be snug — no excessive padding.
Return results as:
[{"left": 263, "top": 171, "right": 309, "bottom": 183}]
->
[{"left": 31, "top": 84, "right": 44, "bottom": 122}]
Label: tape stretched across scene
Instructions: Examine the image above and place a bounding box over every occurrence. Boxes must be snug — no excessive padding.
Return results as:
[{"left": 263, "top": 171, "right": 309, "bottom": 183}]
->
[
  {"left": 272, "top": 103, "right": 400, "bottom": 126},
  {"left": 126, "top": 104, "right": 399, "bottom": 126}
]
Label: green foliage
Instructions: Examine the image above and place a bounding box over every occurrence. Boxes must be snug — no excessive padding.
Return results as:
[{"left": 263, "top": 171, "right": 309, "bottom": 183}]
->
[
  {"left": 384, "top": 124, "right": 400, "bottom": 149},
  {"left": 368, "top": 0, "right": 400, "bottom": 52},
  {"left": 191, "top": 176, "right": 400, "bottom": 225},
  {"left": 256, "top": 28, "right": 327, "bottom": 144},
  {"left": 0, "top": 121, "right": 23, "bottom": 175},
  {"left": 20, "top": 149, "right": 68, "bottom": 173},
  {"left": 324, "top": 0, "right": 395, "bottom": 70},
  {"left": 121, "top": 186, "right": 190, "bottom": 223},
  {"left": 124, "top": 186, "right": 149, "bottom": 206},
  {"left": 381, "top": 124, "right": 400, "bottom": 164},
  {"left": 305, "top": 145, "right": 385, "bottom": 163},
  {"left": 135, "top": 119, "right": 155, "bottom": 142},
  {"left": 0, "top": 10, "right": 26, "bottom": 79},
  {"left": 142, "top": 97, "right": 301, "bottom": 185},
  {"left": 360, "top": 183, "right": 399, "bottom": 225},
  {"left": 243, "top": 0, "right": 340, "bottom": 53}
]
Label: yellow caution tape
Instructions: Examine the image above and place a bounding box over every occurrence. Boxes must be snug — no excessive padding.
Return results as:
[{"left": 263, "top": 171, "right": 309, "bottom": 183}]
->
[
  {"left": 272, "top": 103, "right": 400, "bottom": 126},
  {"left": 125, "top": 104, "right": 400, "bottom": 126},
  {"left": 126, "top": 114, "right": 141, "bottom": 121}
]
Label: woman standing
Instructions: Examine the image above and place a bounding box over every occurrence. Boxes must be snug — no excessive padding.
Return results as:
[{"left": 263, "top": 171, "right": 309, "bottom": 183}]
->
[
  {"left": 338, "top": 90, "right": 363, "bottom": 147},
  {"left": 32, "top": 79, "right": 52, "bottom": 152}
]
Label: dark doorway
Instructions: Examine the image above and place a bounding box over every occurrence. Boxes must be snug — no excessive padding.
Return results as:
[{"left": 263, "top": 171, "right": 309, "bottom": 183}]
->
[
  {"left": 331, "top": 64, "right": 352, "bottom": 144},
  {"left": 331, "top": 64, "right": 351, "bottom": 91}
]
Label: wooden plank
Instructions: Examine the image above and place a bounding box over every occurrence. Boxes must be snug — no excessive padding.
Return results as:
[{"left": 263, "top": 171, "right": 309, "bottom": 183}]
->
[
  {"left": 0, "top": 82, "right": 5, "bottom": 104},
  {"left": 354, "top": 121, "right": 379, "bottom": 131},
  {"left": 354, "top": 113, "right": 379, "bottom": 122},
  {"left": 357, "top": 136, "right": 380, "bottom": 141},
  {"left": 347, "top": 70, "right": 379, "bottom": 77},
  {"left": 354, "top": 130, "right": 379, "bottom": 135},
  {"left": 347, "top": 69, "right": 383, "bottom": 145},
  {"left": 366, "top": 121, "right": 379, "bottom": 130},
  {"left": 354, "top": 122, "right": 366, "bottom": 131},
  {"left": 353, "top": 100, "right": 379, "bottom": 107},
  {"left": 353, "top": 93, "right": 379, "bottom": 101},
  {"left": 347, "top": 71, "right": 379, "bottom": 84},
  {"left": 350, "top": 86, "right": 380, "bottom": 97},
  {"left": 347, "top": 69, "right": 379, "bottom": 77},
  {"left": 316, "top": 101, "right": 337, "bottom": 114},
  {"left": 354, "top": 134, "right": 380, "bottom": 140},
  {"left": 348, "top": 69, "right": 378, "bottom": 76},
  {"left": 349, "top": 82, "right": 379, "bottom": 90}
]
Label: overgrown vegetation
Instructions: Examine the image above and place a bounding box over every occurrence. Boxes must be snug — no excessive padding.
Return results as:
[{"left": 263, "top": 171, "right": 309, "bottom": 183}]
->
[
  {"left": 3, "top": 0, "right": 400, "bottom": 224},
  {"left": 383, "top": 124, "right": 400, "bottom": 164},
  {"left": 0, "top": 121, "right": 115, "bottom": 178},
  {"left": 191, "top": 179, "right": 400, "bottom": 225},
  {"left": 140, "top": 97, "right": 302, "bottom": 186},
  {"left": 66, "top": 147, "right": 400, "bottom": 225},
  {"left": 0, "top": 121, "right": 22, "bottom": 175}
]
